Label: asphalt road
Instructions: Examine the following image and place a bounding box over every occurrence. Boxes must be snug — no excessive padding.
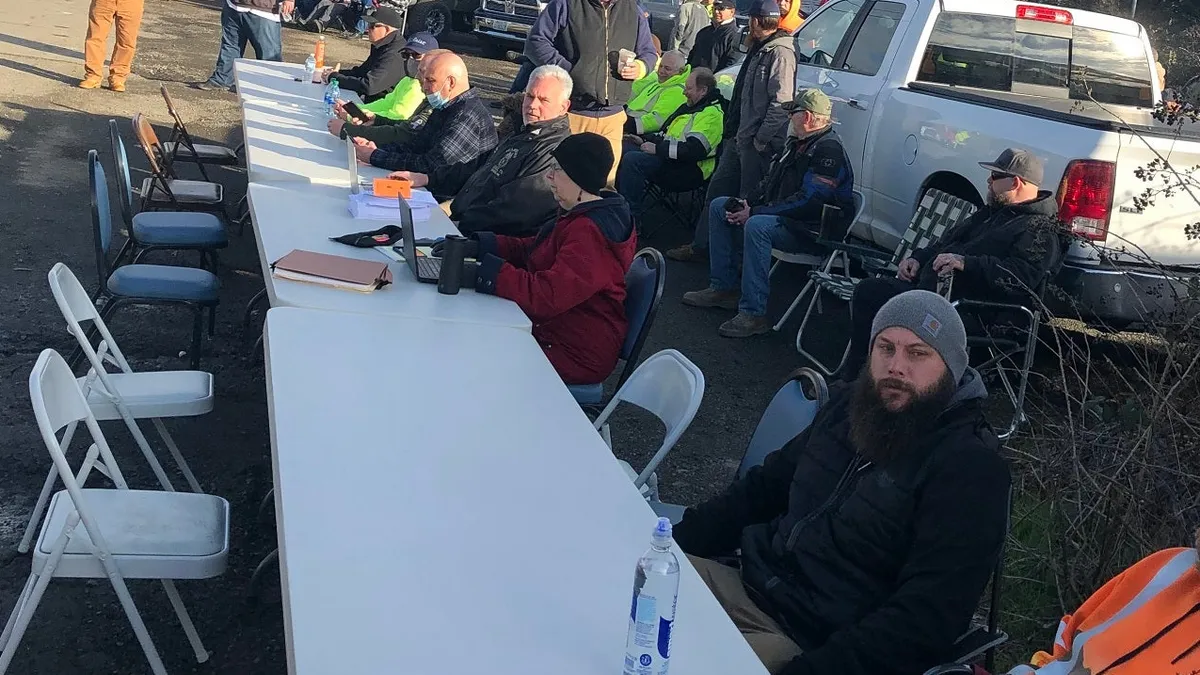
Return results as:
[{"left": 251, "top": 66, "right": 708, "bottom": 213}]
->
[{"left": 0, "top": 1, "right": 824, "bottom": 671}]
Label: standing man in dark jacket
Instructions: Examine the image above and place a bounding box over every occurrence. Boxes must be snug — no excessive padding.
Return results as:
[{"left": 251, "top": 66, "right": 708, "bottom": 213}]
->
[
  {"left": 355, "top": 52, "right": 498, "bottom": 173},
  {"left": 199, "top": 0, "right": 292, "bottom": 92},
  {"left": 667, "top": 0, "right": 795, "bottom": 263},
  {"left": 387, "top": 65, "right": 574, "bottom": 237},
  {"left": 843, "top": 149, "right": 1064, "bottom": 379},
  {"left": 674, "top": 289, "right": 1011, "bottom": 675},
  {"left": 683, "top": 89, "right": 853, "bottom": 338},
  {"left": 526, "top": 0, "right": 659, "bottom": 186},
  {"left": 322, "top": 6, "right": 408, "bottom": 103},
  {"left": 686, "top": 0, "right": 740, "bottom": 72}
]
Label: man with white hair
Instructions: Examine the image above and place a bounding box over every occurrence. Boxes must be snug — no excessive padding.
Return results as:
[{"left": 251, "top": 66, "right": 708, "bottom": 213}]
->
[{"left": 388, "top": 65, "right": 574, "bottom": 237}]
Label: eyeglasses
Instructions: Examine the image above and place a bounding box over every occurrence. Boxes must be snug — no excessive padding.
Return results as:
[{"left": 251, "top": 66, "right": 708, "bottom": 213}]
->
[{"left": 990, "top": 171, "right": 1014, "bottom": 181}]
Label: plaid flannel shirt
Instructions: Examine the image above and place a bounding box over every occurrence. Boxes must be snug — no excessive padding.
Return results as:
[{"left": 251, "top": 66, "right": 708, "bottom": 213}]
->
[{"left": 369, "top": 88, "right": 498, "bottom": 173}]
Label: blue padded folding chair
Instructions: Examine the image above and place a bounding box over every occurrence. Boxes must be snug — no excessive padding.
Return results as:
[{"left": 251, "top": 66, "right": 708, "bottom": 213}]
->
[
  {"left": 649, "top": 367, "right": 830, "bottom": 523},
  {"left": 109, "top": 120, "right": 227, "bottom": 271},
  {"left": 568, "top": 247, "right": 667, "bottom": 406},
  {"left": 76, "top": 150, "right": 220, "bottom": 371}
]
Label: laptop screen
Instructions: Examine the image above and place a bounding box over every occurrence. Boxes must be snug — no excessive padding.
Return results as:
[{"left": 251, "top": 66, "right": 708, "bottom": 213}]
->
[
  {"left": 398, "top": 197, "right": 416, "bottom": 274},
  {"left": 346, "top": 136, "right": 360, "bottom": 195}
]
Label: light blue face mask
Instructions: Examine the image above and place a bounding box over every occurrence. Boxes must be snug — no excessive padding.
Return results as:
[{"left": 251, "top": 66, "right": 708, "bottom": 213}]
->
[{"left": 426, "top": 89, "right": 449, "bottom": 109}]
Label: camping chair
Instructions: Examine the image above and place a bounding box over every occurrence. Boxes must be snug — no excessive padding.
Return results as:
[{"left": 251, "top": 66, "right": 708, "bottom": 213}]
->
[
  {"left": 650, "top": 367, "right": 829, "bottom": 523},
  {"left": 158, "top": 85, "right": 241, "bottom": 182},
  {"left": 644, "top": 180, "right": 708, "bottom": 237},
  {"left": 19, "top": 263, "right": 214, "bottom": 554},
  {"left": 591, "top": 349, "right": 705, "bottom": 501},
  {"left": 796, "top": 189, "right": 978, "bottom": 376},
  {"left": 77, "top": 150, "right": 220, "bottom": 371},
  {"left": 769, "top": 190, "right": 864, "bottom": 331},
  {"left": 109, "top": 120, "right": 227, "bottom": 271},
  {"left": 131, "top": 114, "right": 228, "bottom": 218},
  {"left": 923, "top": 487, "right": 1014, "bottom": 675},
  {"left": 1, "top": 349, "right": 229, "bottom": 675},
  {"left": 568, "top": 247, "right": 667, "bottom": 406}
]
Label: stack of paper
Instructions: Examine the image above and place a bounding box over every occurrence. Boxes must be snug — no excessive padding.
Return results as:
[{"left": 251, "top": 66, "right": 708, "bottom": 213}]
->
[{"left": 348, "top": 189, "right": 439, "bottom": 221}]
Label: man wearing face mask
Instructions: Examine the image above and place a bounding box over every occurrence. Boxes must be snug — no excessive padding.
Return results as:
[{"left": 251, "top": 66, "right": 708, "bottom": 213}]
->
[
  {"left": 327, "top": 30, "right": 433, "bottom": 116},
  {"left": 356, "top": 51, "right": 498, "bottom": 174},
  {"left": 386, "top": 65, "right": 574, "bottom": 237},
  {"left": 841, "top": 148, "right": 1065, "bottom": 381},
  {"left": 672, "top": 289, "right": 1010, "bottom": 675},
  {"left": 328, "top": 48, "right": 445, "bottom": 148}
]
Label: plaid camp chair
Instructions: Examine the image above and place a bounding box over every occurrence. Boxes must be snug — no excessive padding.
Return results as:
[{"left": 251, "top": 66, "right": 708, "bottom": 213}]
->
[{"left": 795, "top": 188, "right": 978, "bottom": 376}]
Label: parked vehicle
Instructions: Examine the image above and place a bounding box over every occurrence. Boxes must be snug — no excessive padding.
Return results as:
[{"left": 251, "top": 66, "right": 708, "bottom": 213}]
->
[
  {"left": 385, "top": 0, "right": 478, "bottom": 39},
  {"left": 719, "top": 0, "right": 1200, "bottom": 328},
  {"left": 473, "top": 0, "right": 543, "bottom": 57}
]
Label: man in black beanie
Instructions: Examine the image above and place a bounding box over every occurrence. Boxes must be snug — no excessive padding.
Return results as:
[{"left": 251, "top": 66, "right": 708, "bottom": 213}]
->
[{"left": 436, "top": 133, "right": 639, "bottom": 386}]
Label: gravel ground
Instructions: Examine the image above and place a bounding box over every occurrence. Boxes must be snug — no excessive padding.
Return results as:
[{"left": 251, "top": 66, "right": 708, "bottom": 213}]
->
[{"left": 0, "top": 1, "right": 823, "bottom": 672}]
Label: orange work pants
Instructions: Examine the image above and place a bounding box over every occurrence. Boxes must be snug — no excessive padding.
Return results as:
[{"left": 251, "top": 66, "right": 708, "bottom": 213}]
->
[{"left": 83, "top": 0, "right": 145, "bottom": 82}]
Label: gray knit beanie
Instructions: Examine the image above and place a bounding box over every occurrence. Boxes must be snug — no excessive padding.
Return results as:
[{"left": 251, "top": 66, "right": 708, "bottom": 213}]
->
[{"left": 870, "top": 290, "right": 968, "bottom": 383}]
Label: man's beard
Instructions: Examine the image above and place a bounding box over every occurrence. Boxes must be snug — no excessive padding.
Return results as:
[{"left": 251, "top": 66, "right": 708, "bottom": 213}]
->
[
  {"left": 848, "top": 368, "right": 956, "bottom": 463},
  {"left": 987, "top": 189, "right": 1013, "bottom": 207}
]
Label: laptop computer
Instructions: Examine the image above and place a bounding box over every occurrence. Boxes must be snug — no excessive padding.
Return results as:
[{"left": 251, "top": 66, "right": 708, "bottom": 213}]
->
[
  {"left": 347, "top": 135, "right": 362, "bottom": 195},
  {"left": 398, "top": 197, "right": 442, "bottom": 283}
]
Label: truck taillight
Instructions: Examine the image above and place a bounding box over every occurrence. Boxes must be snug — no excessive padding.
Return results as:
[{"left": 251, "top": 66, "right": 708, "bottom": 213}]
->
[
  {"left": 1057, "top": 160, "right": 1115, "bottom": 241},
  {"left": 1016, "top": 4, "right": 1073, "bottom": 24}
]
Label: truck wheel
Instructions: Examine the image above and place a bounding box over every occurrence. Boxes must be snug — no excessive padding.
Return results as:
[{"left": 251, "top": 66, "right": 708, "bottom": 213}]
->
[{"left": 407, "top": 2, "right": 450, "bottom": 38}]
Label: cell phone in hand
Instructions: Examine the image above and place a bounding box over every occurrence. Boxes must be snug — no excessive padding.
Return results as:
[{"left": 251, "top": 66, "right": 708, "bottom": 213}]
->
[
  {"left": 342, "top": 100, "right": 367, "bottom": 121},
  {"left": 724, "top": 198, "right": 746, "bottom": 213}
]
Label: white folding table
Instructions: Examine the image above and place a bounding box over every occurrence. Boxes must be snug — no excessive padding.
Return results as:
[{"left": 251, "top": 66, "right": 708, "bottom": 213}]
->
[
  {"left": 264, "top": 307, "right": 768, "bottom": 675},
  {"left": 247, "top": 181, "right": 531, "bottom": 331}
]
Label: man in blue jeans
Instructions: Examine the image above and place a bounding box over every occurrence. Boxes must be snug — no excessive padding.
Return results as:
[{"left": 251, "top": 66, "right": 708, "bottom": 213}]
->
[
  {"left": 198, "top": 0, "right": 295, "bottom": 92},
  {"left": 682, "top": 89, "right": 854, "bottom": 338}
]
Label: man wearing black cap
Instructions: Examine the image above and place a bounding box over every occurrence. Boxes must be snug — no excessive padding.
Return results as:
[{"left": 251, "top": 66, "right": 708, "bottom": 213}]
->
[
  {"left": 842, "top": 148, "right": 1065, "bottom": 380},
  {"left": 667, "top": 0, "right": 795, "bottom": 263},
  {"left": 674, "top": 289, "right": 1010, "bottom": 675},
  {"left": 687, "top": 0, "right": 740, "bottom": 72},
  {"left": 320, "top": 6, "right": 409, "bottom": 103}
]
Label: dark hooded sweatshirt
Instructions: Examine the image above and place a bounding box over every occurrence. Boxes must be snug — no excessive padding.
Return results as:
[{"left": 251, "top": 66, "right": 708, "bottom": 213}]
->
[
  {"left": 673, "top": 370, "right": 1011, "bottom": 675},
  {"left": 473, "top": 194, "right": 638, "bottom": 384}
]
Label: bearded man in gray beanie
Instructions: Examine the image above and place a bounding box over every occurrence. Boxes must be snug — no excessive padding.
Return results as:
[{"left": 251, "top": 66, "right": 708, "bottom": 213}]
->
[{"left": 672, "top": 289, "right": 1011, "bottom": 675}]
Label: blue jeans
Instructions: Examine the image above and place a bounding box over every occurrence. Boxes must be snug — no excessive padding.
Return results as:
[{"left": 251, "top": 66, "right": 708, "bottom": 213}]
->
[
  {"left": 708, "top": 197, "right": 809, "bottom": 316},
  {"left": 208, "top": 2, "right": 283, "bottom": 87},
  {"left": 617, "top": 149, "right": 662, "bottom": 219}
]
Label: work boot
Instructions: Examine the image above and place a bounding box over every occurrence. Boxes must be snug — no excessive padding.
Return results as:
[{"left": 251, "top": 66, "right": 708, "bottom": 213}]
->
[
  {"left": 108, "top": 79, "right": 126, "bottom": 92},
  {"left": 682, "top": 287, "right": 739, "bottom": 310},
  {"left": 78, "top": 76, "right": 102, "bottom": 89},
  {"left": 666, "top": 243, "right": 707, "bottom": 262},
  {"left": 718, "top": 312, "right": 772, "bottom": 338}
]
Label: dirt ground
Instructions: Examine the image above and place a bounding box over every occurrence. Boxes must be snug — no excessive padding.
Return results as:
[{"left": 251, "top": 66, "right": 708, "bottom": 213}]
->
[{"left": 0, "top": 1, "right": 826, "bottom": 672}]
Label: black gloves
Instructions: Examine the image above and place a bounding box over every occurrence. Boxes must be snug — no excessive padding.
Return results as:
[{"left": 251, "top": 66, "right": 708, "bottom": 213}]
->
[{"left": 430, "top": 238, "right": 479, "bottom": 260}]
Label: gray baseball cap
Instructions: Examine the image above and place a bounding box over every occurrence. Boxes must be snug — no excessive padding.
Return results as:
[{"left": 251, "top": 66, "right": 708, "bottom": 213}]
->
[{"left": 979, "top": 148, "right": 1044, "bottom": 186}]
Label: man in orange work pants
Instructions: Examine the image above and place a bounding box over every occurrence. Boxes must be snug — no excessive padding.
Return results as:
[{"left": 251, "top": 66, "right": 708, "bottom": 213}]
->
[{"left": 80, "top": 0, "right": 145, "bottom": 92}]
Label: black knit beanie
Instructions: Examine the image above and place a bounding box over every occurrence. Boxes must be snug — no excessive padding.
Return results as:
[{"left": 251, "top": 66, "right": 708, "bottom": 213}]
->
[{"left": 551, "top": 132, "right": 613, "bottom": 195}]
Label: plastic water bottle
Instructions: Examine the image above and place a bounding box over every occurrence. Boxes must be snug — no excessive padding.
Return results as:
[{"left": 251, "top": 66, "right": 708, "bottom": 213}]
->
[
  {"left": 623, "top": 518, "right": 680, "bottom": 675},
  {"left": 304, "top": 53, "right": 316, "bottom": 83},
  {"left": 323, "top": 81, "right": 338, "bottom": 117}
]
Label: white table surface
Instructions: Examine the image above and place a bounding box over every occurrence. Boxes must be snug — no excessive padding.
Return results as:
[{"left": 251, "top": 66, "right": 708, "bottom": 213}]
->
[
  {"left": 264, "top": 307, "right": 768, "bottom": 675},
  {"left": 247, "top": 181, "right": 532, "bottom": 331}
]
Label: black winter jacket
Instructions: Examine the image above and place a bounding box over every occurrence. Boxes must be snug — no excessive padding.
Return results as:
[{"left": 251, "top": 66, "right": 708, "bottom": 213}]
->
[
  {"left": 912, "top": 191, "right": 1064, "bottom": 301},
  {"left": 687, "top": 19, "right": 742, "bottom": 72},
  {"left": 445, "top": 115, "right": 572, "bottom": 237},
  {"left": 330, "top": 30, "right": 408, "bottom": 103},
  {"left": 673, "top": 371, "right": 1011, "bottom": 675},
  {"left": 748, "top": 126, "right": 855, "bottom": 238}
]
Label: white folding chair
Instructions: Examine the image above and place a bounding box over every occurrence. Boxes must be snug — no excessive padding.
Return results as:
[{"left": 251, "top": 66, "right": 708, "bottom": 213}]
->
[
  {"left": 1, "top": 350, "right": 229, "bottom": 675},
  {"left": 18, "top": 263, "right": 213, "bottom": 554},
  {"left": 591, "top": 350, "right": 705, "bottom": 500}
]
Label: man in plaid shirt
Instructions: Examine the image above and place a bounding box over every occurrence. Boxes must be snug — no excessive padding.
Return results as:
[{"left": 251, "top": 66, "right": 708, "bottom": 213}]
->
[{"left": 354, "top": 51, "right": 498, "bottom": 173}]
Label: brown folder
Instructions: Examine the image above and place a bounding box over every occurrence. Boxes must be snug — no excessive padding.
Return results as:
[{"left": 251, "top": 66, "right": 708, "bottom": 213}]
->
[{"left": 271, "top": 249, "right": 393, "bottom": 292}]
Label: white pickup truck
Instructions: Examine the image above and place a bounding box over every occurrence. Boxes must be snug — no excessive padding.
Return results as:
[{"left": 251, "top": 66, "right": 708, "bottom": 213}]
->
[{"left": 725, "top": 0, "right": 1200, "bottom": 328}]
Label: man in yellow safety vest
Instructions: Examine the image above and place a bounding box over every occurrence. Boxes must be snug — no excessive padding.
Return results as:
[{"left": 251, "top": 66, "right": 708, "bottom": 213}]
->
[{"left": 624, "top": 50, "right": 691, "bottom": 135}]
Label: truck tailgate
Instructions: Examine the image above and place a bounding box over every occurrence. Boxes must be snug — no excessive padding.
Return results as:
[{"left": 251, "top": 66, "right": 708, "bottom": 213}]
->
[{"left": 1108, "top": 130, "right": 1200, "bottom": 268}]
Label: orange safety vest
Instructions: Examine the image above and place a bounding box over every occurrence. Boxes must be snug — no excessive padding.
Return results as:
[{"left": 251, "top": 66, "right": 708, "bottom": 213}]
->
[{"left": 1008, "top": 547, "right": 1200, "bottom": 674}]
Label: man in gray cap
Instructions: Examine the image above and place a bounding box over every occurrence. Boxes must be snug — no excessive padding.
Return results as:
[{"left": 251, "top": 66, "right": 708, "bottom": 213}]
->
[
  {"left": 842, "top": 147, "right": 1063, "bottom": 380},
  {"left": 672, "top": 289, "right": 1010, "bottom": 675}
]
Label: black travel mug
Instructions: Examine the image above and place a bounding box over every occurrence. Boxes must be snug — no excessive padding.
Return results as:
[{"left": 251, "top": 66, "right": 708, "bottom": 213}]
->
[{"left": 438, "top": 235, "right": 467, "bottom": 295}]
